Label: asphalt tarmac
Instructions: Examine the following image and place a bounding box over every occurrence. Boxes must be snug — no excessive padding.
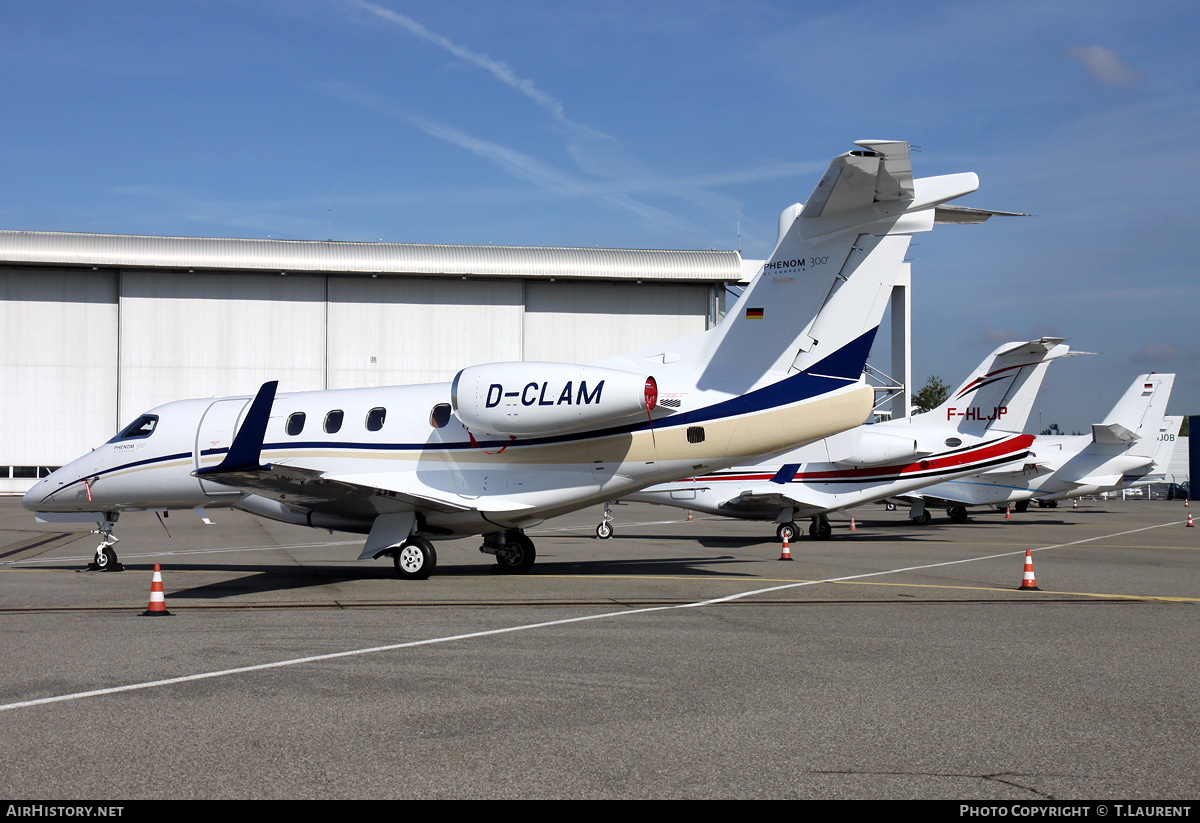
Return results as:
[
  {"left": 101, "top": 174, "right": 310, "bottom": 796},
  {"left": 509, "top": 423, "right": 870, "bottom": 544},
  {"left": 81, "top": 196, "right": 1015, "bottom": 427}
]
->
[{"left": 0, "top": 496, "right": 1196, "bottom": 799}]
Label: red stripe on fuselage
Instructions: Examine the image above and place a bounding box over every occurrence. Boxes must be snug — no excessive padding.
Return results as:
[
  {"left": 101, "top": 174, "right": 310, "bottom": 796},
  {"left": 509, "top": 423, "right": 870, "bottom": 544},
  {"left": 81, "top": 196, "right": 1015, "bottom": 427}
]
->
[{"left": 694, "top": 434, "right": 1034, "bottom": 484}]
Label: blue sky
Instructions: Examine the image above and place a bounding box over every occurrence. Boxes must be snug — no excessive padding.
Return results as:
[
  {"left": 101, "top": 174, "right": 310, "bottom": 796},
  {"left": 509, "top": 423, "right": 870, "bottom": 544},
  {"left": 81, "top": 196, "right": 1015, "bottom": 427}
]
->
[{"left": 3, "top": 0, "right": 1197, "bottom": 433}]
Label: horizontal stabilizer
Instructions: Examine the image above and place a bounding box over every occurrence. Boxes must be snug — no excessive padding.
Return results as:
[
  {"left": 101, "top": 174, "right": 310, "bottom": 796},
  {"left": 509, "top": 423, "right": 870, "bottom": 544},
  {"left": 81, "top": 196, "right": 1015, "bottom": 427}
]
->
[
  {"left": 1092, "top": 422, "right": 1138, "bottom": 445},
  {"left": 1073, "top": 474, "right": 1124, "bottom": 489},
  {"left": 934, "top": 205, "right": 1031, "bottom": 224}
]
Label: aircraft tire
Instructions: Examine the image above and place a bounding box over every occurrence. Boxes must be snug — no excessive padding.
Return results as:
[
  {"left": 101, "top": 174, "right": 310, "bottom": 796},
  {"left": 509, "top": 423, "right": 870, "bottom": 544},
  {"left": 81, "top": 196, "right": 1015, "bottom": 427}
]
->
[
  {"left": 776, "top": 521, "right": 799, "bottom": 543},
  {"left": 1015, "top": 501, "right": 1029, "bottom": 513},
  {"left": 885, "top": 502, "right": 897, "bottom": 511},
  {"left": 393, "top": 538, "right": 437, "bottom": 580},
  {"left": 596, "top": 521, "right": 613, "bottom": 539},
  {"left": 912, "top": 512, "right": 932, "bottom": 526},
  {"left": 947, "top": 506, "right": 969, "bottom": 523},
  {"left": 809, "top": 519, "right": 832, "bottom": 540},
  {"left": 496, "top": 534, "right": 536, "bottom": 573}
]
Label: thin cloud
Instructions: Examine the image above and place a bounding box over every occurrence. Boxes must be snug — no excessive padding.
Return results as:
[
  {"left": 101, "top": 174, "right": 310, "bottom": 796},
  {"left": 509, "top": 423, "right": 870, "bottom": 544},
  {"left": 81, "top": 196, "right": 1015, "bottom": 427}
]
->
[
  {"left": 341, "top": 2, "right": 756, "bottom": 239},
  {"left": 318, "top": 81, "right": 693, "bottom": 234},
  {"left": 346, "top": 0, "right": 609, "bottom": 141},
  {"left": 1065, "top": 45, "right": 1144, "bottom": 87},
  {"left": 1131, "top": 343, "right": 1194, "bottom": 366}
]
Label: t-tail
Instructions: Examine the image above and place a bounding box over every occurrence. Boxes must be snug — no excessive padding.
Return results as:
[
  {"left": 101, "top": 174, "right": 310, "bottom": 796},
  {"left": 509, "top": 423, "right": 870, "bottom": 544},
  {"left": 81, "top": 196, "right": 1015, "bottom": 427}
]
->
[
  {"left": 1094, "top": 373, "right": 1176, "bottom": 457},
  {"left": 925, "top": 338, "right": 1074, "bottom": 435},
  {"left": 598, "top": 141, "right": 982, "bottom": 399}
]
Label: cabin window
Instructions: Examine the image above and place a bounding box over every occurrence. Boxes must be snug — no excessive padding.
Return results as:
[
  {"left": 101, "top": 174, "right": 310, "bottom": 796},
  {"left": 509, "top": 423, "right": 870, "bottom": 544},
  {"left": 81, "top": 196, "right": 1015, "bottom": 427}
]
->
[
  {"left": 286, "top": 412, "right": 307, "bottom": 436},
  {"left": 687, "top": 426, "right": 706, "bottom": 444},
  {"left": 429, "top": 403, "right": 452, "bottom": 429},
  {"left": 324, "top": 410, "right": 344, "bottom": 434},
  {"left": 944, "top": 437, "right": 962, "bottom": 448},
  {"left": 113, "top": 414, "right": 158, "bottom": 441},
  {"left": 366, "top": 407, "right": 387, "bottom": 432}
]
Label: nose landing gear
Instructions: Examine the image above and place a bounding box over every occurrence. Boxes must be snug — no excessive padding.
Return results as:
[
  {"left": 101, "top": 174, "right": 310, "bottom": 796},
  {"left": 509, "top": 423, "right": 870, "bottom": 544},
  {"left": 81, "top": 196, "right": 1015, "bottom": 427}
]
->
[{"left": 86, "top": 518, "right": 124, "bottom": 572}]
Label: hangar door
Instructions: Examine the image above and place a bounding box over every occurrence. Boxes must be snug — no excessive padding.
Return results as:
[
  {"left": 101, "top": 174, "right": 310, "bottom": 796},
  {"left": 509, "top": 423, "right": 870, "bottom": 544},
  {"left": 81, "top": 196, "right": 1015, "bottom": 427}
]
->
[
  {"left": 523, "top": 281, "right": 709, "bottom": 364},
  {"left": 327, "top": 277, "right": 523, "bottom": 389}
]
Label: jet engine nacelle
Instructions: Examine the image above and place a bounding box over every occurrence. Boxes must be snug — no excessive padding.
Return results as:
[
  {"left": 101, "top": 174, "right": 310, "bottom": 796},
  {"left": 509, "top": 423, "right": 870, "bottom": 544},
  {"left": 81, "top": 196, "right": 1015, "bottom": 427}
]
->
[
  {"left": 452, "top": 362, "right": 657, "bottom": 437},
  {"left": 836, "top": 430, "right": 925, "bottom": 466}
]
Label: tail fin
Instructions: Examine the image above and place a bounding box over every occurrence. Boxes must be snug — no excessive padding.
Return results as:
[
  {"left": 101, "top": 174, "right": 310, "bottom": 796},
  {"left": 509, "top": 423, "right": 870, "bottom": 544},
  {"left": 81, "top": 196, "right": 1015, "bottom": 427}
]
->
[
  {"left": 701, "top": 141, "right": 978, "bottom": 391},
  {"left": 1143, "top": 416, "right": 1183, "bottom": 478},
  {"left": 1098, "top": 373, "right": 1175, "bottom": 456},
  {"left": 601, "top": 142, "right": 981, "bottom": 397},
  {"left": 924, "top": 338, "right": 1073, "bottom": 435}
]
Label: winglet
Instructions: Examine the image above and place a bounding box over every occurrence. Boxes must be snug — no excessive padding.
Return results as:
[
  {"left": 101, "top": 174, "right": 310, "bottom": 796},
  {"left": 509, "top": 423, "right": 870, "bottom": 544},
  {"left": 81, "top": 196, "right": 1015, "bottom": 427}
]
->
[
  {"left": 770, "top": 464, "right": 801, "bottom": 484},
  {"left": 194, "top": 381, "right": 278, "bottom": 476}
]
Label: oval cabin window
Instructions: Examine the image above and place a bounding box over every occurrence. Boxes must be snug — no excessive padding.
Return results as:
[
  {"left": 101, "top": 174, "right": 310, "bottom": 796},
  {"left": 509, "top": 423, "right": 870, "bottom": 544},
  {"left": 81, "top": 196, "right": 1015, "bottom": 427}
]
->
[{"left": 286, "top": 412, "right": 306, "bottom": 436}]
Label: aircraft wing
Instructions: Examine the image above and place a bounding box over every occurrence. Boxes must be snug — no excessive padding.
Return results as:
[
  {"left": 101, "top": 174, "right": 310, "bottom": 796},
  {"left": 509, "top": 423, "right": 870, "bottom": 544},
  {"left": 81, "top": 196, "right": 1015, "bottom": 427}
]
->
[
  {"left": 712, "top": 488, "right": 831, "bottom": 519},
  {"left": 198, "top": 461, "right": 528, "bottom": 515}
]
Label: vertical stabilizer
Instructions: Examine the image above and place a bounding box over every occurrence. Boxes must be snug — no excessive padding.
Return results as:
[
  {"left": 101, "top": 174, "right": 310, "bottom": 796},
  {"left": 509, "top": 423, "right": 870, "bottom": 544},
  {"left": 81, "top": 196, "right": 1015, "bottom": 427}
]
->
[
  {"left": 629, "top": 142, "right": 980, "bottom": 395},
  {"left": 1144, "top": 416, "right": 1183, "bottom": 478},
  {"left": 924, "top": 338, "right": 1072, "bottom": 435},
  {"left": 1097, "top": 374, "right": 1176, "bottom": 456}
]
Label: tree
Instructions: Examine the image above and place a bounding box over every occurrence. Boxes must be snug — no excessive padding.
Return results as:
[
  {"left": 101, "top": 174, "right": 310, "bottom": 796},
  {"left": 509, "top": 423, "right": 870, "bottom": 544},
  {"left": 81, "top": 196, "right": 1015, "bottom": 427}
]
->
[{"left": 911, "top": 375, "right": 950, "bottom": 414}]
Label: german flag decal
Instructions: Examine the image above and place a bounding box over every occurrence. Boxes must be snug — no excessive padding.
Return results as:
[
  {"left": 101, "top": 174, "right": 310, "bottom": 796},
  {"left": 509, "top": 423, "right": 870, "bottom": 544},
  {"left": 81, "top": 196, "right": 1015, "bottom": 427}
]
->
[{"left": 745, "top": 307, "right": 764, "bottom": 320}]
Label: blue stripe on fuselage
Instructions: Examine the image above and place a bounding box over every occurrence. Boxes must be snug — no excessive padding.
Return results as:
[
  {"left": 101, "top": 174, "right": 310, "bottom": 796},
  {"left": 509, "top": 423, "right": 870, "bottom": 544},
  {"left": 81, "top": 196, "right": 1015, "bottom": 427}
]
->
[{"left": 40, "top": 328, "right": 880, "bottom": 495}]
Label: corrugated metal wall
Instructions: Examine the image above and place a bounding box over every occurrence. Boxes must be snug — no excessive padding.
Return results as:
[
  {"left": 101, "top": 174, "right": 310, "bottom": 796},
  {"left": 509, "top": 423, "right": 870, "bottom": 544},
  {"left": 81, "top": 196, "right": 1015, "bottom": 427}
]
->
[{"left": 0, "top": 269, "right": 118, "bottom": 480}]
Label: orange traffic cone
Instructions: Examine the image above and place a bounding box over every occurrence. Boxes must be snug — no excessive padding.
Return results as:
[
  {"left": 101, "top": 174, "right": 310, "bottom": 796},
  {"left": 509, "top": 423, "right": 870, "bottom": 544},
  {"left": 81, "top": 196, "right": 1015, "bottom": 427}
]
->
[
  {"left": 141, "top": 563, "right": 173, "bottom": 616},
  {"left": 686, "top": 510, "right": 693, "bottom": 521},
  {"left": 1005, "top": 506, "right": 1012, "bottom": 520},
  {"left": 1073, "top": 499, "right": 1078, "bottom": 509},
  {"left": 778, "top": 535, "right": 793, "bottom": 561},
  {"left": 1188, "top": 511, "right": 1194, "bottom": 528},
  {"left": 849, "top": 516, "right": 857, "bottom": 532},
  {"left": 1018, "top": 550, "right": 1041, "bottom": 591}
]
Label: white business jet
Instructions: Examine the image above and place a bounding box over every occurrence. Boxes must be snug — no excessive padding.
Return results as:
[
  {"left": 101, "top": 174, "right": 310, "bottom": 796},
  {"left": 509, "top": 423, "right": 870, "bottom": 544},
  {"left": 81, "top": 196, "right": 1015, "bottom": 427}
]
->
[
  {"left": 614, "top": 338, "right": 1072, "bottom": 540},
  {"left": 903, "top": 373, "right": 1177, "bottom": 512},
  {"left": 24, "top": 140, "right": 983, "bottom": 579}
]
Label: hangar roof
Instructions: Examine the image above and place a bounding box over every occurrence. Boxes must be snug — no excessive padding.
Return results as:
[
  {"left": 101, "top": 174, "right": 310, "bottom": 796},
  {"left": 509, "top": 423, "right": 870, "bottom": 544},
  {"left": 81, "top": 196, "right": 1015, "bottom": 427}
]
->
[{"left": 0, "top": 230, "right": 757, "bottom": 282}]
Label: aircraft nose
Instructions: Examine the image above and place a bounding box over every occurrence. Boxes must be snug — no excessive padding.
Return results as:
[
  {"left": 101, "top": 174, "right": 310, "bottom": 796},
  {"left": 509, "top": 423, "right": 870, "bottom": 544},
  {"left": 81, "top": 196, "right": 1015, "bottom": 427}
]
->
[
  {"left": 22, "top": 466, "right": 75, "bottom": 511},
  {"left": 22, "top": 475, "right": 54, "bottom": 511}
]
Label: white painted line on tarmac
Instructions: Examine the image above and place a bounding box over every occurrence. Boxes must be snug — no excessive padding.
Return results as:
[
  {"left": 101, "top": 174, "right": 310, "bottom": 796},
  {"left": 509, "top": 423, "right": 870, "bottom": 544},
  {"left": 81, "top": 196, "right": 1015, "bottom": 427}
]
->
[{"left": 0, "top": 519, "right": 1181, "bottom": 713}]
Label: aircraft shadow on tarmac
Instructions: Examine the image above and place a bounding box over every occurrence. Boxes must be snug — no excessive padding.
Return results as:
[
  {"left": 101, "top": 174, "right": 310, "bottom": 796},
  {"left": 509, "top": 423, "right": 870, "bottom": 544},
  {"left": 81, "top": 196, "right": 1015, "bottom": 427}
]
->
[{"left": 123, "top": 554, "right": 770, "bottom": 599}]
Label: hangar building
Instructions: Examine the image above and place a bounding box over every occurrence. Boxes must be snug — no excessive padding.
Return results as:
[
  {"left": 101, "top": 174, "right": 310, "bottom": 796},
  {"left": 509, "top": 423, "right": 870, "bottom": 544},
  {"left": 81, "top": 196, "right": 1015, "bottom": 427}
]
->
[{"left": 0, "top": 230, "right": 756, "bottom": 494}]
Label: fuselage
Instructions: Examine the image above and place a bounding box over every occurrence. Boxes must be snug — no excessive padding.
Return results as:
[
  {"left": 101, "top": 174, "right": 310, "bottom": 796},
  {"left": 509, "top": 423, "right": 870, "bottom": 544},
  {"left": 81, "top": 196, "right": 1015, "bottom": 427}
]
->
[
  {"left": 24, "top": 372, "right": 875, "bottom": 538},
  {"left": 914, "top": 435, "right": 1155, "bottom": 505},
  {"left": 628, "top": 423, "right": 1035, "bottom": 519}
]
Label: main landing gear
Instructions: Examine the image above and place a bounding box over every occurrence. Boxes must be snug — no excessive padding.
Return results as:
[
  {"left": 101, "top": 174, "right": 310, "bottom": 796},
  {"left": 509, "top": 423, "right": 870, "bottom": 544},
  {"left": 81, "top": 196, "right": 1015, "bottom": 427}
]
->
[
  {"left": 481, "top": 531, "right": 536, "bottom": 574},
  {"left": 808, "top": 515, "right": 832, "bottom": 541},
  {"left": 86, "top": 517, "right": 124, "bottom": 572},
  {"left": 946, "top": 505, "right": 970, "bottom": 523},
  {"left": 390, "top": 536, "right": 437, "bottom": 580},
  {"left": 775, "top": 516, "right": 831, "bottom": 543},
  {"left": 387, "top": 530, "right": 538, "bottom": 580}
]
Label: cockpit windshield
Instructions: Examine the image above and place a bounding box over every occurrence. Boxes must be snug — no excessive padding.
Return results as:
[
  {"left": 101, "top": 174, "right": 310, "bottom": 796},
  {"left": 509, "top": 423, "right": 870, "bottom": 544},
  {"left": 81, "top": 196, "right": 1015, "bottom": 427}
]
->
[{"left": 110, "top": 414, "right": 159, "bottom": 442}]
